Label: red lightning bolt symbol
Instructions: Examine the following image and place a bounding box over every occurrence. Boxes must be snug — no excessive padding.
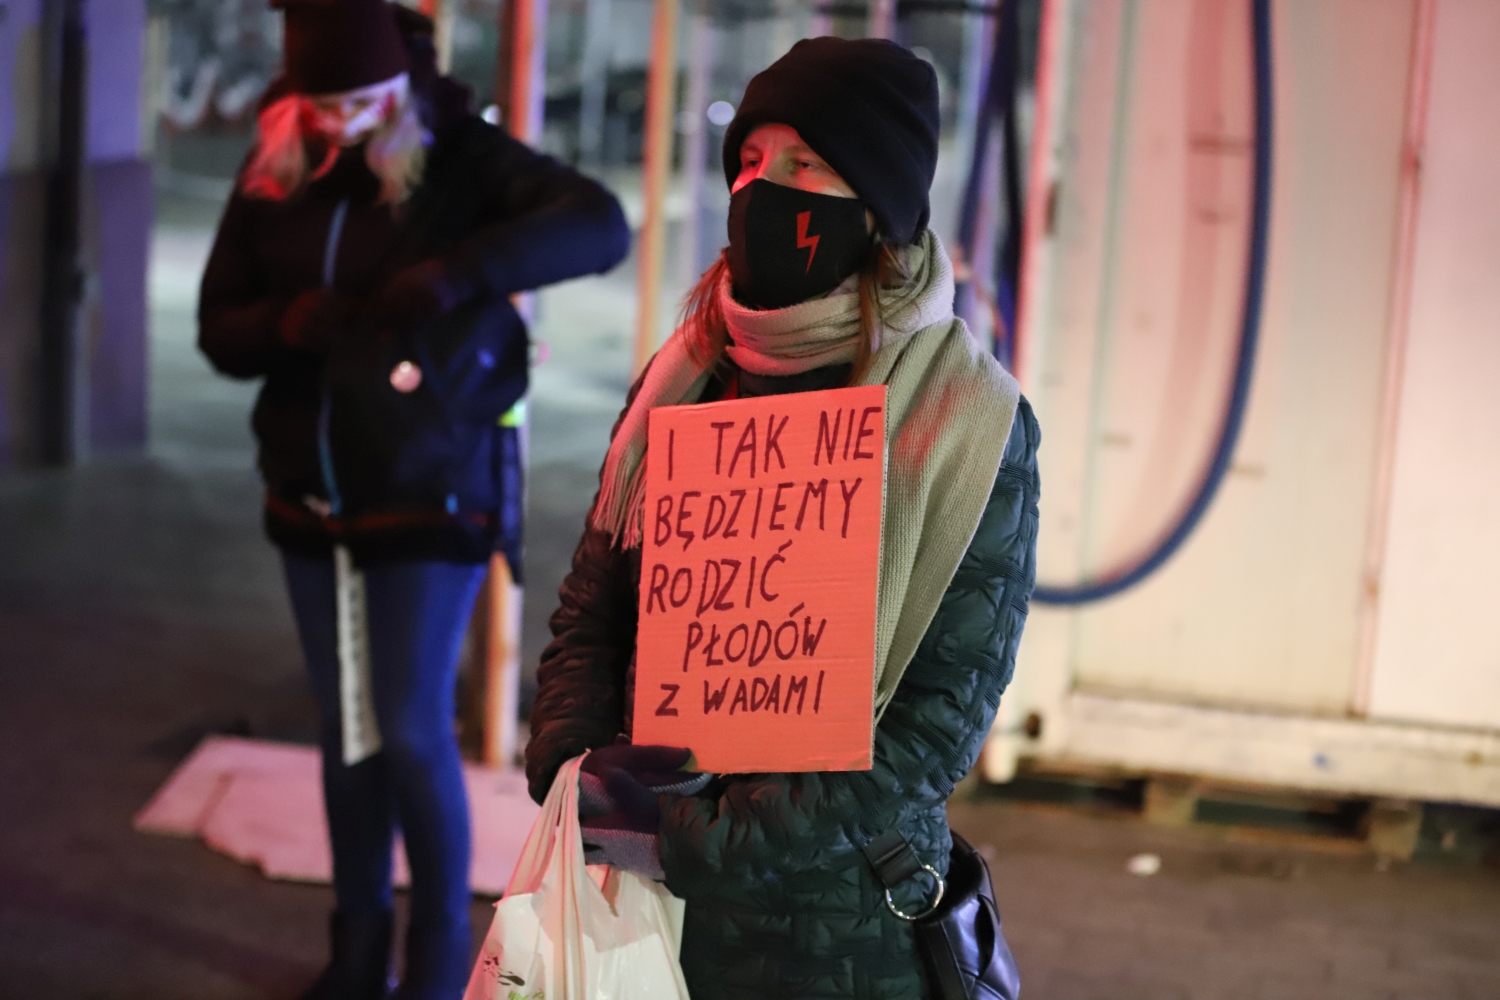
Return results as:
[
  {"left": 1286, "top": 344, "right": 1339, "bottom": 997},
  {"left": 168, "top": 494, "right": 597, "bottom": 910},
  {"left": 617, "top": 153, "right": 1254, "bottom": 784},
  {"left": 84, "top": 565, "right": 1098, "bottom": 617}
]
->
[{"left": 796, "top": 211, "right": 820, "bottom": 274}]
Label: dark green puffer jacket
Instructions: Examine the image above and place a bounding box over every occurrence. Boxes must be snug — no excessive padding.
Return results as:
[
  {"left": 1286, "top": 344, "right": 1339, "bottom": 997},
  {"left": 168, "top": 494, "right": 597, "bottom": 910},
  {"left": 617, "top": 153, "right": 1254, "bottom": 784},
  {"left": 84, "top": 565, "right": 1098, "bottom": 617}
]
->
[{"left": 527, "top": 362, "right": 1040, "bottom": 1000}]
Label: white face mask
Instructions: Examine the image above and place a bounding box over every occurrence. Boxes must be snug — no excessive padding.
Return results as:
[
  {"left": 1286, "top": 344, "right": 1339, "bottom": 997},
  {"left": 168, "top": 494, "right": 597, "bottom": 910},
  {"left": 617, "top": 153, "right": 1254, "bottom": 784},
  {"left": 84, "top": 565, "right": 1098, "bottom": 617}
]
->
[{"left": 306, "top": 73, "right": 411, "bottom": 147}]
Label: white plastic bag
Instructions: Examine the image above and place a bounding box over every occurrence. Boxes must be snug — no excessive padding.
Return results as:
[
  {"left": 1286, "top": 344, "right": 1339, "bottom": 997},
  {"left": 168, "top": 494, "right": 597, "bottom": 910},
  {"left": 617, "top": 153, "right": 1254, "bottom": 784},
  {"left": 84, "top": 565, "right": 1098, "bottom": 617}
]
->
[{"left": 463, "top": 755, "right": 691, "bottom": 1000}]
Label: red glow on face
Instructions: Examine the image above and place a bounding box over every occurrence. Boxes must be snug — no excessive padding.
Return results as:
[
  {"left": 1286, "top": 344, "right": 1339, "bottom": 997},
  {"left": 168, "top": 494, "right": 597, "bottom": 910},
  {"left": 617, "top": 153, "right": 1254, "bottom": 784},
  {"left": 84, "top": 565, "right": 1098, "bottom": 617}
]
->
[
  {"left": 303, "top": 89, "right": 399, "bottom": 146},
  {"left": 733, "top": 123, "right": 859, "bottom": 199}
]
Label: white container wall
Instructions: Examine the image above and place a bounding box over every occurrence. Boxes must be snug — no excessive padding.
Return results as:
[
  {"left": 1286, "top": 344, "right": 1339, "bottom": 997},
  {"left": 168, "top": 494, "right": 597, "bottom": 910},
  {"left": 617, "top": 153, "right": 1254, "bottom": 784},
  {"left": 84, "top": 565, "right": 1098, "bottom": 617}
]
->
[
  {"left": 1365, "top": 0, "right": 1500, "bottom": 735},
  {"left": 991, "top": 0, "right": 1500, "bottom": 806}
]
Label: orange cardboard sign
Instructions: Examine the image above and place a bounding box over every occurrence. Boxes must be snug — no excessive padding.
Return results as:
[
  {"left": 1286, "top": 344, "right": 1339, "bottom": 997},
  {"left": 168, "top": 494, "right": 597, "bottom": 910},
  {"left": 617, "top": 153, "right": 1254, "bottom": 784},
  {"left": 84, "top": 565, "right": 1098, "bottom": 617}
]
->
[{"left": 632, "top": 384, "right": 886, "bottom": 773}]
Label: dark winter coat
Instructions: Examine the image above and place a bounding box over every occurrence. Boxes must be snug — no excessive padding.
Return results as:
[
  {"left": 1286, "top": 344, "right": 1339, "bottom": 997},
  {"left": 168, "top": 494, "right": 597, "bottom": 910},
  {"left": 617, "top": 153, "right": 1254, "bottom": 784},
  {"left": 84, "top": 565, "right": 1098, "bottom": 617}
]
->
[
  {"left": 198, "top": 113, "right": 630, "bottom": 568},
  {"left": 526, "top": 361, "right": 1041, "bottom": 1000}
]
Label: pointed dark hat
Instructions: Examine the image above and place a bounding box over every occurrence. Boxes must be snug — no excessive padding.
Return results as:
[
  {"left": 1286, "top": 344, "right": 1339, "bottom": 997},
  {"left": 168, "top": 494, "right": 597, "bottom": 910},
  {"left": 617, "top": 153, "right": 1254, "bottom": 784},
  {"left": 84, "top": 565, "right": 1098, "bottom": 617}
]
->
[{"left": 273, "top": 0, "right": 411, "bottom": 95}]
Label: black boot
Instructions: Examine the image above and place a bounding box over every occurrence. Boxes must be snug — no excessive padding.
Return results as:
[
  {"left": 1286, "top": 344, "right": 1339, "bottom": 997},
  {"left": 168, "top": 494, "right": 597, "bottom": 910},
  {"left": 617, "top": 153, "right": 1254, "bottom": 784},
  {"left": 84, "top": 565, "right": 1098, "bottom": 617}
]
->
[
  {"left": 391, "top": 919, "right": 472, "bottom": 1000},
  {"left": 298, "top": 910, "right": 394, "bottom": 1000}
]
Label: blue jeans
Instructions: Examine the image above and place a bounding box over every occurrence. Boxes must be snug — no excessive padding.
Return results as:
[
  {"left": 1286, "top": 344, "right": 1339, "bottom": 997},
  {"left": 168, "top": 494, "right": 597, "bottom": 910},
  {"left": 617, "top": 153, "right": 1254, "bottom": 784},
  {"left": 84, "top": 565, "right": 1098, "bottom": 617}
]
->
[{"left": 284, "top": 554, "right": 486, "bottom": 997}]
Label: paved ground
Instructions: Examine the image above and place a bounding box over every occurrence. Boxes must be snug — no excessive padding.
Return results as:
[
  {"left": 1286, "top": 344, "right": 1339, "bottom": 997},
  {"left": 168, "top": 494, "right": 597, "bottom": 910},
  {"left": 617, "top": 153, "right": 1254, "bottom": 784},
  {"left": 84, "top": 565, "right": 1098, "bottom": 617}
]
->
[
  {"left": 950, "top": 798, "right": 1500, "bottom": 1000},
  {"left": 1, "top": 187, "right": 1498, "bottom": 999}
]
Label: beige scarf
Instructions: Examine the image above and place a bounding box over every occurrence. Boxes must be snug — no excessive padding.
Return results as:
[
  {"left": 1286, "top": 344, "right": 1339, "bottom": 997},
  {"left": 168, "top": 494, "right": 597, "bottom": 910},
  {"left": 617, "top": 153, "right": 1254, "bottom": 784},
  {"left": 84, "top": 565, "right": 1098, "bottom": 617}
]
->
[{"left": 593, "top": 232, "right": 1021, "bottom": 720}]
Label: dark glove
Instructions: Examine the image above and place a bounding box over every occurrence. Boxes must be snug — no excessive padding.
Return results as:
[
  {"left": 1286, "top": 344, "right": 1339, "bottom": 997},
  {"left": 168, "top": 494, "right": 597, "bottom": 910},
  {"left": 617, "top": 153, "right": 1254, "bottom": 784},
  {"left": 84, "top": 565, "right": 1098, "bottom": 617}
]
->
[
  {"left": 370, "top": 259, "right": 461, "bottom": 332},
  {"left": 279, "top": 288, "right": 357, "bottom": 352},
  {"left": 580, "top": 817, "right": 667, "bottom": 879},
  {"left": 580, "top": 742, "right": 708, "bottom": 831},
  {"left": 577, "top": 742, "right": 710, "bottom": 880}
]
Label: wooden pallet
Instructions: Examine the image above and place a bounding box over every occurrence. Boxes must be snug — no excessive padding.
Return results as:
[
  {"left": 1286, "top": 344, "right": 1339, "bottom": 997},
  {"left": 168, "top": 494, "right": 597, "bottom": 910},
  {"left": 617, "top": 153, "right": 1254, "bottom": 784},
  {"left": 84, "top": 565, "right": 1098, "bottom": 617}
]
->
[
  {"left": 1139, "top": 773, "right": 1422, "bottom": 860},
  {"left": 985, "top": 757, "right": 1426, "bottom": 861}
]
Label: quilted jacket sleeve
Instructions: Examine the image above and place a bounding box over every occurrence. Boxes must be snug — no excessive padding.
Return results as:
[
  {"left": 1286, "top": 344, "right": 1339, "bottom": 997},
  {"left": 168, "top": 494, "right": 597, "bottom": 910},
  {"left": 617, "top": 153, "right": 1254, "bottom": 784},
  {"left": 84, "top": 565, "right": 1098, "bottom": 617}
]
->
[
  {"left": 525, "top": 523, "right": 636, "bottom": 803},
  {"left": 525, "top": 369, "right": 653, "bottom": 804},
  {"left": 658, "top": 397, "right": 1041, "bottom": 891}
]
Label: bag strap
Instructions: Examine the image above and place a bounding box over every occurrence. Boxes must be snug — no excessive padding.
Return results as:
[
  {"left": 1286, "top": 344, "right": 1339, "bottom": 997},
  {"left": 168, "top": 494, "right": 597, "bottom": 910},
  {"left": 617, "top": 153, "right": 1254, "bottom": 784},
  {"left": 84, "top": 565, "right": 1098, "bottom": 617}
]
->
[
  {"left": 860, "top": 830, "right": 946, "bottom": 922},
  {"left": 506, "top": 754, "right": 590, "bottom": 900},
  {"left": 862, "top": 831, "right": 967, "bottom": 999},
  {"left": 862, "top": 830, "right": 926, "bottom": 886}
]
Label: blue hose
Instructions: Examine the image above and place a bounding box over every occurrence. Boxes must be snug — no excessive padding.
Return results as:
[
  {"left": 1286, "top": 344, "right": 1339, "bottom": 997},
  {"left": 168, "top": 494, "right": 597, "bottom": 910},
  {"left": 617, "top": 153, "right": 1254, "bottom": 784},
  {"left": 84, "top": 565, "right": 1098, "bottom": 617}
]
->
[{"left": 1034, "top": 0, "right": 1274, "bottom": 605}]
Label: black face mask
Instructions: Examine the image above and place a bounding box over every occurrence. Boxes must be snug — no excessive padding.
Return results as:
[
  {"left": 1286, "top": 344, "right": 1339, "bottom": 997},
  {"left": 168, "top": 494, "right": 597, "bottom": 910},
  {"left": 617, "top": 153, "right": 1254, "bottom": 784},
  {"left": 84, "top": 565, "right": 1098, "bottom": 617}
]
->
[{"left": 726, "top": 178, "right": 874, "bottom": 310}]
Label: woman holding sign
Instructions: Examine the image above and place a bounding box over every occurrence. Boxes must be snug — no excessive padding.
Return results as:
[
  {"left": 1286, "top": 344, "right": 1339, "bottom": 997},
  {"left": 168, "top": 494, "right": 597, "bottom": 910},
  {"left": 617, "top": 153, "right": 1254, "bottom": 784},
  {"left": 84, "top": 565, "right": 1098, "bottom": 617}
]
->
[{"left": 526, "top": 37, "right": 1040, "bottom": 1000}]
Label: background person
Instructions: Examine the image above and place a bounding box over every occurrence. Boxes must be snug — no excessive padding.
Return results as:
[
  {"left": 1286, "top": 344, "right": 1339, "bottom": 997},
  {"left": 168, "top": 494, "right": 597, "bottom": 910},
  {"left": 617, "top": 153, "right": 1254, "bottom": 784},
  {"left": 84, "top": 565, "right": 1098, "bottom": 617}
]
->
[
  {"left": 197, "top": 1, "right": 630, "bottom": 997},
  {"left": 525, "top": 37, "right": 1040, "bottom": 999}
]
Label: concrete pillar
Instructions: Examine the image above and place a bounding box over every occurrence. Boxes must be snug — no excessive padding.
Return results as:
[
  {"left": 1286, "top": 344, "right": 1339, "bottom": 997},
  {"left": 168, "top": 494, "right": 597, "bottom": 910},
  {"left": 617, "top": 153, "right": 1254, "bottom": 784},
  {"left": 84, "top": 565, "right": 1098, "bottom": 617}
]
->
[{"left": 0, "top": 0, "right": 153, "bottom": 468}]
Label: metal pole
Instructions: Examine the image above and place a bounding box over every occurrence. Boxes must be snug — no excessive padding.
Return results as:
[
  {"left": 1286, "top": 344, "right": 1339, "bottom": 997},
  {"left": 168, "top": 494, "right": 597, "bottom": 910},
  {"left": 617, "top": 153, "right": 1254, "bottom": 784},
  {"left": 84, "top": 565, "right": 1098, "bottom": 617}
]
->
[
  {"left": 482, "top": 549, "right": 524, "bottom": 769},
  {"left": 508, "top": 0, "right": 548, "bottom": 142},
  {"left": 492, "top": 0, "right": 514, "bottom": 114},
  {"left": 953, "top": 5, "right": 995, "bottom": 334},
  {"left": 40, "top": 0, "right": 88, "bottom": 466},
  {"left": 578, "top": 0, "right": 612, "bottom": 167},
  {"left": 630, "top": 0, "right": 680, "bottom": 376},
  {"left": 418, "top": 0, "right": 455, "bottom": 73},
  {"left": 490, "top": 0, "right": 547, "bottom": 136},
  {"left": 1012, "top": 0, "right": 1066, "bottom": 390},
  {"left": 677, "top": 8, "right": 714, "bottom": 290},
  {"left": 482, "top": 0, "right": 549, "bottom": 769}
]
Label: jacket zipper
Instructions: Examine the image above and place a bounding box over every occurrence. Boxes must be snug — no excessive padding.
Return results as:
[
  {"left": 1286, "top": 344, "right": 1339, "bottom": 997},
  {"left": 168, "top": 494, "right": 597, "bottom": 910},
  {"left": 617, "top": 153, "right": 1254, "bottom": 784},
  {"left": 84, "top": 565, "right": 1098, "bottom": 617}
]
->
[{"left": 318, "top": 199, "right": 350, "bottom": 517}]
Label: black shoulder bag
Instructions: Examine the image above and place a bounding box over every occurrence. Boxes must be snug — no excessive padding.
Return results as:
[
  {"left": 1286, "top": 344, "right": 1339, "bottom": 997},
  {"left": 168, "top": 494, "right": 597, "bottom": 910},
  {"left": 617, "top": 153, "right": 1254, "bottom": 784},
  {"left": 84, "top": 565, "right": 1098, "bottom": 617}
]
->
[{"left": 862, "top": 830, "right": 1021, "bottom": 1000}]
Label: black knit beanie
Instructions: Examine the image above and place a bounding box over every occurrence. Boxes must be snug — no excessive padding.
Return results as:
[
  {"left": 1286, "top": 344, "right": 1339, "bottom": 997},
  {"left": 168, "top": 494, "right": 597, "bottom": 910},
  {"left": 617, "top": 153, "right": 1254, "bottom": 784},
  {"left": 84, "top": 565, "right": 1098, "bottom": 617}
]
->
[
  {"left": 274, "top": 0, "right": 410, "bottom": 96},
  {"left": 722, "top": 37, "right": 940, "bottom": 246}
]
